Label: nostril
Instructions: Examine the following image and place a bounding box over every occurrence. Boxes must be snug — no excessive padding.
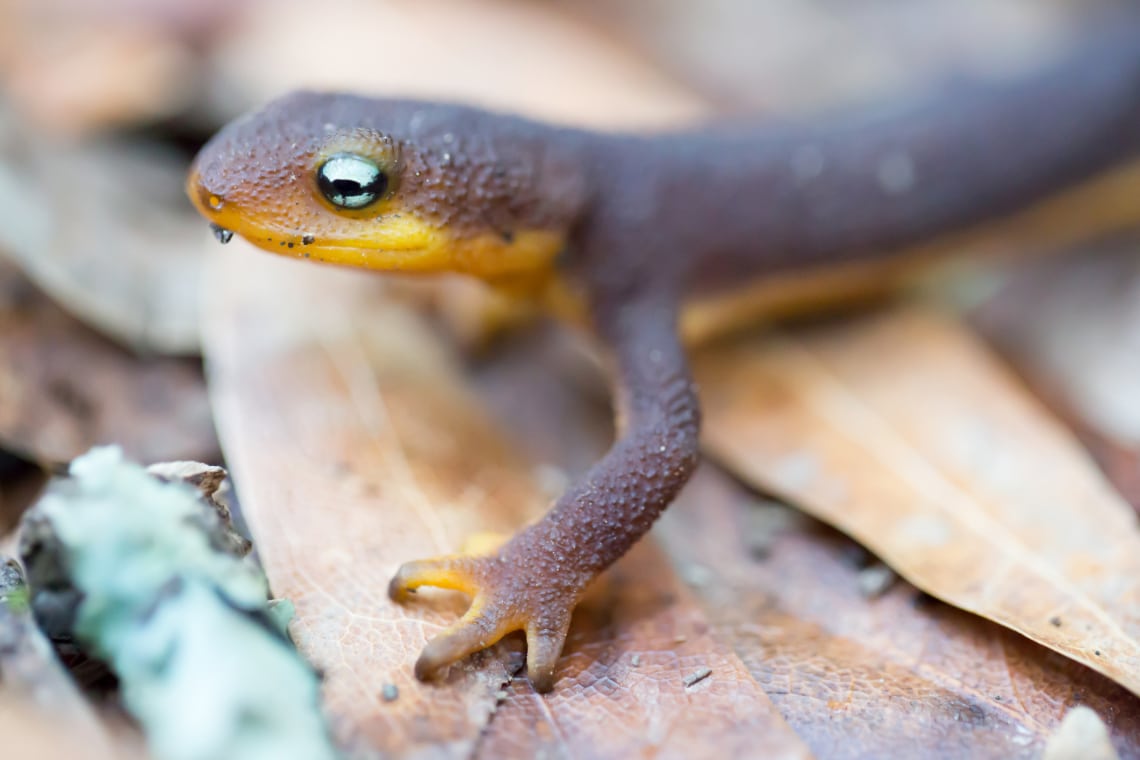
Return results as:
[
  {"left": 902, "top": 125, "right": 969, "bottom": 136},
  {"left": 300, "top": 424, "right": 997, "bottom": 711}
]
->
[{"left": 191, "top": 178, "right": 225, "bottom": 212}]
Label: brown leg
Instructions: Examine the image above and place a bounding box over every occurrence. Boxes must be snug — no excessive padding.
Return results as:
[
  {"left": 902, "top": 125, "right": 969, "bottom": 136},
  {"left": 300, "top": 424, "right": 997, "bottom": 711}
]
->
[{"left": 389, "top": 297, "right": 700, "bottom": 692}]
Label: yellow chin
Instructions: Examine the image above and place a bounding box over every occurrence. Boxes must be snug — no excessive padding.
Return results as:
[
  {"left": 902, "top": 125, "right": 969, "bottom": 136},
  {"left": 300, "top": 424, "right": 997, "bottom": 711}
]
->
[
  {"left": 293, "top": 224, "right": 566, "bottom": 281},
  {"left": 192, "top": 197, "right": 564, "bottom": 282}
]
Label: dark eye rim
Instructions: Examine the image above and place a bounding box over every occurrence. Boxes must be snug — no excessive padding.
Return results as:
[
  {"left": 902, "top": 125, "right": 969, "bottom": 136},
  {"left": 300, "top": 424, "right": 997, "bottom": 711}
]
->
[{"left": 316, "top": 152, "right": 391, "bottom": 210}]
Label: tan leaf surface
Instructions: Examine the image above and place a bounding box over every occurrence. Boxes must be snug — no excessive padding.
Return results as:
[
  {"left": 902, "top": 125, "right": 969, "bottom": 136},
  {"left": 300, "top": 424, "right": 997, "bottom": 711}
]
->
[
  {"left": 212, "top": 0, "right": 707, "bottom": 130},
  {"left": 468, "top": 327, "right": 812, "bottom": 759},
  {"left": 458, "top": 319, "right": 1140, "bottom": 757},
  {"left": 203, "top": 246, "right": 810, "bottom": 757},
  {"left": 970, "top": 243, "right": 1140, "bottom": 510},
  {"left": 0, "top": 262, "right": 216, "bottom": 466},
  {"left": 657, "top": 466, "right": 1140, "bottom": 758},
  {"left": 695, "top": 307, "right": 1140, "bottom": 697},
  {"left": 0, "top": 0, "right": 235, "bottom": 135}
]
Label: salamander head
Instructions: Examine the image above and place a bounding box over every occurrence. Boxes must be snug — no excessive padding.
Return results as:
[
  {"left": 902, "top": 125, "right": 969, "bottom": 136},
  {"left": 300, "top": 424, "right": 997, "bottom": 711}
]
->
[{"left": 187, "top": 91, "right": 587, "bottom": 279}]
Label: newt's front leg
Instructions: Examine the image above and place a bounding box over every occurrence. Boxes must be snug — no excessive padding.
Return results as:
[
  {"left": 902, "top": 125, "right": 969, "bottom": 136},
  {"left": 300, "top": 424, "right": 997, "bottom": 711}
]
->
[{"left": 389, "top": 298, "right": 700, "bottom": 692}]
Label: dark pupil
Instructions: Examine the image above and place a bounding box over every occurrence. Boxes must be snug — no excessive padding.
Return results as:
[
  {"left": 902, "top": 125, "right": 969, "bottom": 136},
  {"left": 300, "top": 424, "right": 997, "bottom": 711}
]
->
[{"left": 317, "top": 153, "right": 388, "bottom": 209}]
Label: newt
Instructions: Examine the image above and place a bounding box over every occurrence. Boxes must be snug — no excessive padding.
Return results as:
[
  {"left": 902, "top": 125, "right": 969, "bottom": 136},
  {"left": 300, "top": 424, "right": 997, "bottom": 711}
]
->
[{"left": 187, "top": 21, "right": 1140, "bottom": 692}]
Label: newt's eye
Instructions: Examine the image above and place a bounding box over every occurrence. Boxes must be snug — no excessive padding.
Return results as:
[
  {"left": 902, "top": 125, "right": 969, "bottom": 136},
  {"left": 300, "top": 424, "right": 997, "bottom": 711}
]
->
[{"left": 317, "top": 153, "right": 388, "bottom": 209}]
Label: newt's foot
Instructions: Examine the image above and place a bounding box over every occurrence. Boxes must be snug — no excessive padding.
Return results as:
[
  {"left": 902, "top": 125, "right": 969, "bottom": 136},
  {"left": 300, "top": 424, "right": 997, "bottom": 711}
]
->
[{"left": 388, "top": 546, "right": 581, "bottom": 692}]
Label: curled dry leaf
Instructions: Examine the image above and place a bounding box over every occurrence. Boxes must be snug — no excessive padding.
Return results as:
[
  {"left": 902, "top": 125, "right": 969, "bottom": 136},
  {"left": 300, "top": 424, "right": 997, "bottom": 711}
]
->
[
  {"left": 970, "top": 242, "right": 1140, "bottom": 510},
  {"left": 203, "top": 245, "right": 811, "bottom": 758},
  {"left": 971, "top": 243, "right": 1140, "bottom": 446},
  {"left": 211, "top": 0, "right": 708, "bottom": 130},
  {"left": 0, "top": 262, "right": 217, "bottom": 467},
  {"left": 0, "top": 108, "right": 205, "bottom": 354},
  {"left": 204, "top": 246, "right": 549, "bottom": 755},
  {"left": 695, "top": 307, "right": 1140, "bottom": 697},
  {"left": 658, "top": 466, "right": 1140, "bottom": 758},
  {"left": 0, "top": 0, "right": 238, "bottom": 135}
]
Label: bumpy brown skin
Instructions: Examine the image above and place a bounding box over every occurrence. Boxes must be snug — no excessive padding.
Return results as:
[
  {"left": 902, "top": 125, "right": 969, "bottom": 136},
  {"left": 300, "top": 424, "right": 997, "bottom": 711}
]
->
[{"left": 190, "top": 20, "right": 1140, "bottom": 692}]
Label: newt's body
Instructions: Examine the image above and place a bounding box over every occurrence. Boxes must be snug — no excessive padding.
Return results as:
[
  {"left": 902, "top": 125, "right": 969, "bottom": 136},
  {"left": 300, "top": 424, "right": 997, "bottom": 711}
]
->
[{"left": 188, "top": 22, "right": 1140, "bottom": 692}]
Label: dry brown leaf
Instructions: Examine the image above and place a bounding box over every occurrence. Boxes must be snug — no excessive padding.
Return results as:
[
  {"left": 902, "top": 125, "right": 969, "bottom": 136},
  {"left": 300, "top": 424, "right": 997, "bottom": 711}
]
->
[
  {"left": 970, "top": 243, "right": 1140, "bottom": 510},
  {"left": 204, "top": 249, "right": 528, "bottom": 756},
  {"left": 695, "top": 307, "right": 1140, "bottom": 697},
  {"left": 0, "top": 0, "right": 236, "bottom": 135},
  {"left": 0, "top": 110, "right": 206, "bottom": 354},
  {"left": 467, "top": 326, "right": 812, "bottom": 759},
  {"left": 203, "top": 246, "right": 810, "bottom": 758},
  {"left": 478, "top": 537, "right": 812, "bottom": 760},
  {"left": 211, "top": 0, "right": 708, "bottom": 130},
  {"left": 971, "top": 243, "right": 1140, "bottom": 446},
  {"left": 0, "top": 262, "right": 216, "bottom": 467},
  {"left": 657, "top": 466, "right": 1140, "bottom": 758}
]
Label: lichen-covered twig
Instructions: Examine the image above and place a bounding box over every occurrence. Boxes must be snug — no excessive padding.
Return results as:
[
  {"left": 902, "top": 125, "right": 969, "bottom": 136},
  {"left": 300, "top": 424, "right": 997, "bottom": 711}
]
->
[{"left": 18, "top": 446, "right": 339, "bottom": 760}]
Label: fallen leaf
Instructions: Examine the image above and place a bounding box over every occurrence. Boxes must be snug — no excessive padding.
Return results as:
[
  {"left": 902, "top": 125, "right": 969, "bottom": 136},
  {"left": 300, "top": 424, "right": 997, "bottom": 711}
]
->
[
  {"left": 695, "top": 307, "right": 1140, "bottom": 697},
  {"left": 211, "top": 0, "right": 708, "bottom": 130},
  {"left": 0, "top": 0, "right": 237, "bottom": 135},
  {"left": 203, "top": 246, "right": 811, "bottom": 758},
  {"left": 467, "top": 325, "right": 812, "bottom": 759},
  {"left": 657, "top": 465, "right": 1140, "bottom": 758},
  {"left": 970, "top": 242, "right": 1140, "bottom": 510},
  {"left": 203, "top": 246, "right": 552, "bottom": 755},
  {"left": 971, "top": 242, "right": 1140, "bottom": 445},
  {"left": 0, "top": 262, "right": 217, "bottom": 466},
  {"left": 0, "top": 109, "right": 206, "bottom": 354}
]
